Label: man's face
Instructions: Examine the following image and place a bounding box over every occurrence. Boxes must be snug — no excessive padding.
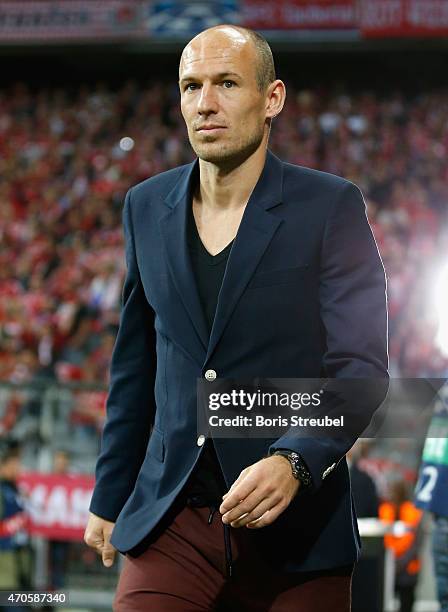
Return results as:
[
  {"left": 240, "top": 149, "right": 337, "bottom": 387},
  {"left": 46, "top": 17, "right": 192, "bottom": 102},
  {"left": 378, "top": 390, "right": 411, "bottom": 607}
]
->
[
  {"left": 179, "top": 27, "right": 268, "bottom": 165},
  {"left": 0, "top": 456, "right": 21, "bottom": 481},
  {"left": 53, "top": 452, "right": 69, "bottom": 474}
]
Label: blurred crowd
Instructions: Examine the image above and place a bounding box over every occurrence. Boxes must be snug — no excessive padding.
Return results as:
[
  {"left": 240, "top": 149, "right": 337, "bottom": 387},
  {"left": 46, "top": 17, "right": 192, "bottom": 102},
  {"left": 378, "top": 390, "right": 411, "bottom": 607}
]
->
[
  {"left": 1, "top": 79, "right": 448, "bottom": 400},
  {"left": 1, "top": 79, "right": 448, "bottom": 612}
]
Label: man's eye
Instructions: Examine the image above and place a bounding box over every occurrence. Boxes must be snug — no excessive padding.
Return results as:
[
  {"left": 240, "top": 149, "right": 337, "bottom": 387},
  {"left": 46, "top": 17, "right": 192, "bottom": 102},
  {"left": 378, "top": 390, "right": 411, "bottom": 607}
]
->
[
  {"left": 223, "top": 81, "right": 235, "bottom": 88},
  {"left": 185, "top": 83, "right": 199, "bottom": 91}
]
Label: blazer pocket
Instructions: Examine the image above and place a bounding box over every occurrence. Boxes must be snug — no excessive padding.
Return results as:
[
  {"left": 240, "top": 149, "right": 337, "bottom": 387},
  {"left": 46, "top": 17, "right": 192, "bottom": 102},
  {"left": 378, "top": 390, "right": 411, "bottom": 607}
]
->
[
  {"left": 248, "top": 265, "right": 309, "bottom": 289},
  {"left": 147, "top": 427, "right": 165, "bottom": 463}
]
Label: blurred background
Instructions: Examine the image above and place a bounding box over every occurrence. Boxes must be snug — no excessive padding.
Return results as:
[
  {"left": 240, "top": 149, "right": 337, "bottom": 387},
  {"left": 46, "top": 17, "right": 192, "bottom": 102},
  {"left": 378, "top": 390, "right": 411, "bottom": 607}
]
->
[{"left": 1, "top": 1, "right": 448, "bottom": 610}]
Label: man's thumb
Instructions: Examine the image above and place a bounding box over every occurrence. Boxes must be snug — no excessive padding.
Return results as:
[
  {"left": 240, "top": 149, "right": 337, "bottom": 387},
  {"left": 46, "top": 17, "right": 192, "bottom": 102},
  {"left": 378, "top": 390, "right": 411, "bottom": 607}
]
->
[{"left": 102, "top": 544, "right": 115, "bottom": 568}]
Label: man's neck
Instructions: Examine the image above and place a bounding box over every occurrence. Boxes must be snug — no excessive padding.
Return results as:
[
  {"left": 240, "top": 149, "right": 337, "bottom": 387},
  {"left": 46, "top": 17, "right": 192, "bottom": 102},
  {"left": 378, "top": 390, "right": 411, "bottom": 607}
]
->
[{"left": 196, "top": 145, "right": 267, "bottom": 211}]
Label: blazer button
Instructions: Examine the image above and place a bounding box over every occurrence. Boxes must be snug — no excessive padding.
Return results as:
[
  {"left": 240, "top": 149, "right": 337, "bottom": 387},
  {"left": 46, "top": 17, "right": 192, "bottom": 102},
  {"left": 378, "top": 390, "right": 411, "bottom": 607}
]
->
[
  {"left": 204, "top": 369, "right": 217, "bottom": 381},
  {"left": 197, "top": 434, "right": 206, "bottom": 447}
]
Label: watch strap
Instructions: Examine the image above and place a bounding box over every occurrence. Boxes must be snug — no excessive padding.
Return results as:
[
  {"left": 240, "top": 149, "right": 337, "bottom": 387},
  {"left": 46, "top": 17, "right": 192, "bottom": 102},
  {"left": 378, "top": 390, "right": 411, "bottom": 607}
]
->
[{"left": 270, "top": 449, "right": 313, "bottom": 488}]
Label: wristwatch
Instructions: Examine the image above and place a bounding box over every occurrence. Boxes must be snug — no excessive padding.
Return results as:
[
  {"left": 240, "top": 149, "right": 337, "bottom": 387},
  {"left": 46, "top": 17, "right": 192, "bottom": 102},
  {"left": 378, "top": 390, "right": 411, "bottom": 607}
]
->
[{"left": 270, "top": 449, "right": 313, "bottom": 489}]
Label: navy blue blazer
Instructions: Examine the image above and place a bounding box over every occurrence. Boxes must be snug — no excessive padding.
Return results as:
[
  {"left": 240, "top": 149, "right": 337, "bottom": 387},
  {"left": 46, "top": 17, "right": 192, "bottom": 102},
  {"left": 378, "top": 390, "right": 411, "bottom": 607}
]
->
[{"left": 89, "top": 150, "right": 388, "bottom": 572}]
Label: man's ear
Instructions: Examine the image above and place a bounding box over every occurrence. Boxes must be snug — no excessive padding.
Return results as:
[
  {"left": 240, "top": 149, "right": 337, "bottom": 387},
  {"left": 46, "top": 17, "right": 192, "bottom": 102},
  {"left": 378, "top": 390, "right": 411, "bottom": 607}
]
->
[{"left": 266, "top": 79, "right": 286, "bottom": 120}]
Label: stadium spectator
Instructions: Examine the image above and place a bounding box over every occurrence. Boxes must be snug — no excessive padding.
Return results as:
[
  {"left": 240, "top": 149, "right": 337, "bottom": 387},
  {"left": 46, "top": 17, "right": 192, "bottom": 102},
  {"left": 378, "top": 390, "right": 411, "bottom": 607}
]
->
[
  {"left": 47, "top": 449, "right": 72, "bottom": 592},
  {"left": 415, "top": 391, "right": 448, "bottom": 612},
  {"left": 0, "top": 438, "right": 32, "bottom": 610},
  {"left": 380, "top": 479, "right": 423, "bottom": 612}
]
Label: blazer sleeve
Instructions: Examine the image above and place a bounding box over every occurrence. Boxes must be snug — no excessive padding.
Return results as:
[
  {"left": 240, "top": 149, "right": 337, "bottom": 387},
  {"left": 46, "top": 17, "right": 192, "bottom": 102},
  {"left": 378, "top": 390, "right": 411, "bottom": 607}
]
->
[
  {"left": 269, "top": 181, "right": 389, "bottom": 491},
  {"left": 89, "top": 188, "right": 157, "bottom": 521}
]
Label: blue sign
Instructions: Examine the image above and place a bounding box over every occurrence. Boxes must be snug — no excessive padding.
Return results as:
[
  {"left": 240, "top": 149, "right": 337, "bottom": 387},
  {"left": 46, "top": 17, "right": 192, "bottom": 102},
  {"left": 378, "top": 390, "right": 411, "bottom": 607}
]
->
[{"left": 146, "top": 1, "right": 241, "bottom": 36}]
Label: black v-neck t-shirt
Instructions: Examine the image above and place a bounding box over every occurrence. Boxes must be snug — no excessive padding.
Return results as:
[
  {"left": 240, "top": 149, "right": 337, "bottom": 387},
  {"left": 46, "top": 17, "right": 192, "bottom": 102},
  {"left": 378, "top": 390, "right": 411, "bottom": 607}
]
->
[{"left": 183, "top": 201, "right": 234, "bottom": 504}]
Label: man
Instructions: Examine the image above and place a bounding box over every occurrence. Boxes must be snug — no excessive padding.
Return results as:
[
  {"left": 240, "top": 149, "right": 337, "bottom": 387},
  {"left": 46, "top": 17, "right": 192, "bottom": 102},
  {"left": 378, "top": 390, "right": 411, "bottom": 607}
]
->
[
  {"left": 84, "top": 25, "right": 388, "bottom": 611},
  {"left": 347, "top": 442, "right": 382, "bottom": 612},
  {"left": 381, "top": 480, "right": 423, "bottom": 612},
  {"left": 0, "top": 439, "right": 32, "bottom": 612},
  {"left": 347, "top": 442, "right": 379, "bottom": 519},
  {"left": 415, "top": 388, "right": 448, "bottom": 612},
  {"left": 48, "top": 450, "right": 72, "bottom": 591}
]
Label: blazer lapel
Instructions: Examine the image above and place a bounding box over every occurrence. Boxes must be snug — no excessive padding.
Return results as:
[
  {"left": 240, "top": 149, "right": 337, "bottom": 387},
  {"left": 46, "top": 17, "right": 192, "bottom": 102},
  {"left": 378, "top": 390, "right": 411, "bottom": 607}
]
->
[
  {"left": 158, "top": 150, "right": 285, "bottom": 363},
  {"left": 205, "top": 150, "right": 284, "bottom": 363},
  {"left": 159, "top": 159, "right": 210, "bottom": 352}
]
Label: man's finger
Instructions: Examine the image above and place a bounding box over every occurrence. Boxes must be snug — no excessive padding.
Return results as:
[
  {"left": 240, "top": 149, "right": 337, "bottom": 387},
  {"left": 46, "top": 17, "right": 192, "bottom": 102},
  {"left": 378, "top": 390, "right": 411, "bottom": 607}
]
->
[
  {"left": 229, "top": 496, "right": 278, "bottom": 528},
  {"left": 222, "top": 487, "right": 272, "bottom": 525},
  {"left": 220, "top": 476, "right": 258, "bottom": 514},
  {"left": 246, "top": 502, "right": 284, "bottom": 529},
  {"left": 102, "top": 543, "right": 116, "bottom": 567},
  {"left": 84, "top": 531, "right": 103, "bottom": 551},
  {"left": 222, "top": 468, "right": 249, "bottom": 499},
  {"left": 93, "top": 537, "right": 105, "bottom": 551}
]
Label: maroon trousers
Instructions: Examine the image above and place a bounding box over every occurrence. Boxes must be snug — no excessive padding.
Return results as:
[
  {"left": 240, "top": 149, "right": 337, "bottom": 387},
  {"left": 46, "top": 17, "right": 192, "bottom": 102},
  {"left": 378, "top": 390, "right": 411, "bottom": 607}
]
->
[{"left": 114, "top": 499, "right": 354, "bottom": 612}]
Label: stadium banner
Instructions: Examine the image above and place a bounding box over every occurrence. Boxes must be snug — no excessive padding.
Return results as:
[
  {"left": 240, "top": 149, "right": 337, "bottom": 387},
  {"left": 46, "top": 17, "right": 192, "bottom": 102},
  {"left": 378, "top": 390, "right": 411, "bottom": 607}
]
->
[
  {"left": 1, "top": 0, "right": 447, "bottom": 42},
  {"left": 0, "top": 1, "right": 146, "bottom": 43},
  {"left": 241, "top": 0, "right": 448, "bottom": 37},
  {"left": 145, "top": 1, "right": 240, "bottom": 36},
  {"left": 359, "top": 0, "right": 448, "bottom": 38},
  {"left": 18, "top": 472, "right": 94, "bottom": 541},
  {"left": 241, "top": 0, "right": 357, "bottom": 30}
]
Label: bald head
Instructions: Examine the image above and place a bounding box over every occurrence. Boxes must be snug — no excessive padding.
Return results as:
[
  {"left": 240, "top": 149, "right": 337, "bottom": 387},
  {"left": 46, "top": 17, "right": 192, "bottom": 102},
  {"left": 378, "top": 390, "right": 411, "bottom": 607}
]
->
[
  {"left": 179, "top": 24, "right": 285, "bottom": 166},
  {"left": 180, "top": 25, "right": 276, "bottom": 92}
]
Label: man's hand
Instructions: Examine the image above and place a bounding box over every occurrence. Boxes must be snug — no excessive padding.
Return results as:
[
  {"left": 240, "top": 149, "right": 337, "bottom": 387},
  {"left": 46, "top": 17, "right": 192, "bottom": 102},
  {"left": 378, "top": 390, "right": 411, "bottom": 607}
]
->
[
  {"left": 84, "top": 512, "right": 117, "bottom": 567},
  {"left": 219, "top": 455, "right": 300, "bottom": 529}
]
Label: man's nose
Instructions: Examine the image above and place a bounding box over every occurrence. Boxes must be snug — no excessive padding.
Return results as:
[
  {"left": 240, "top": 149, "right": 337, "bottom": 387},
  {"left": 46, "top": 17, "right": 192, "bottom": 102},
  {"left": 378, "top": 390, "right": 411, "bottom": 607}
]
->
[{"left": 197, "top": 83, "right": 218, "bottom": 115}]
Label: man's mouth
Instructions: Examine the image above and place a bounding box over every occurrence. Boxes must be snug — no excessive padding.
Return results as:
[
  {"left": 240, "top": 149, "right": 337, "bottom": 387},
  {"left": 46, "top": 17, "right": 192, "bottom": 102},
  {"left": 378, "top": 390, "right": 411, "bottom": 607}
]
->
[{"left": 196, "top": 125, "right": 227, "bottom": 132}]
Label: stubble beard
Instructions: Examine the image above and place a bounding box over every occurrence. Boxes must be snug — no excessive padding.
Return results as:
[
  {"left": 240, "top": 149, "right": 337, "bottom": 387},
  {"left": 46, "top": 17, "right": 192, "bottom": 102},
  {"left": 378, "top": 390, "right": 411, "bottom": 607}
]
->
[{"left": 189, "top": 125, "right": 265, "bottom": 169}]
